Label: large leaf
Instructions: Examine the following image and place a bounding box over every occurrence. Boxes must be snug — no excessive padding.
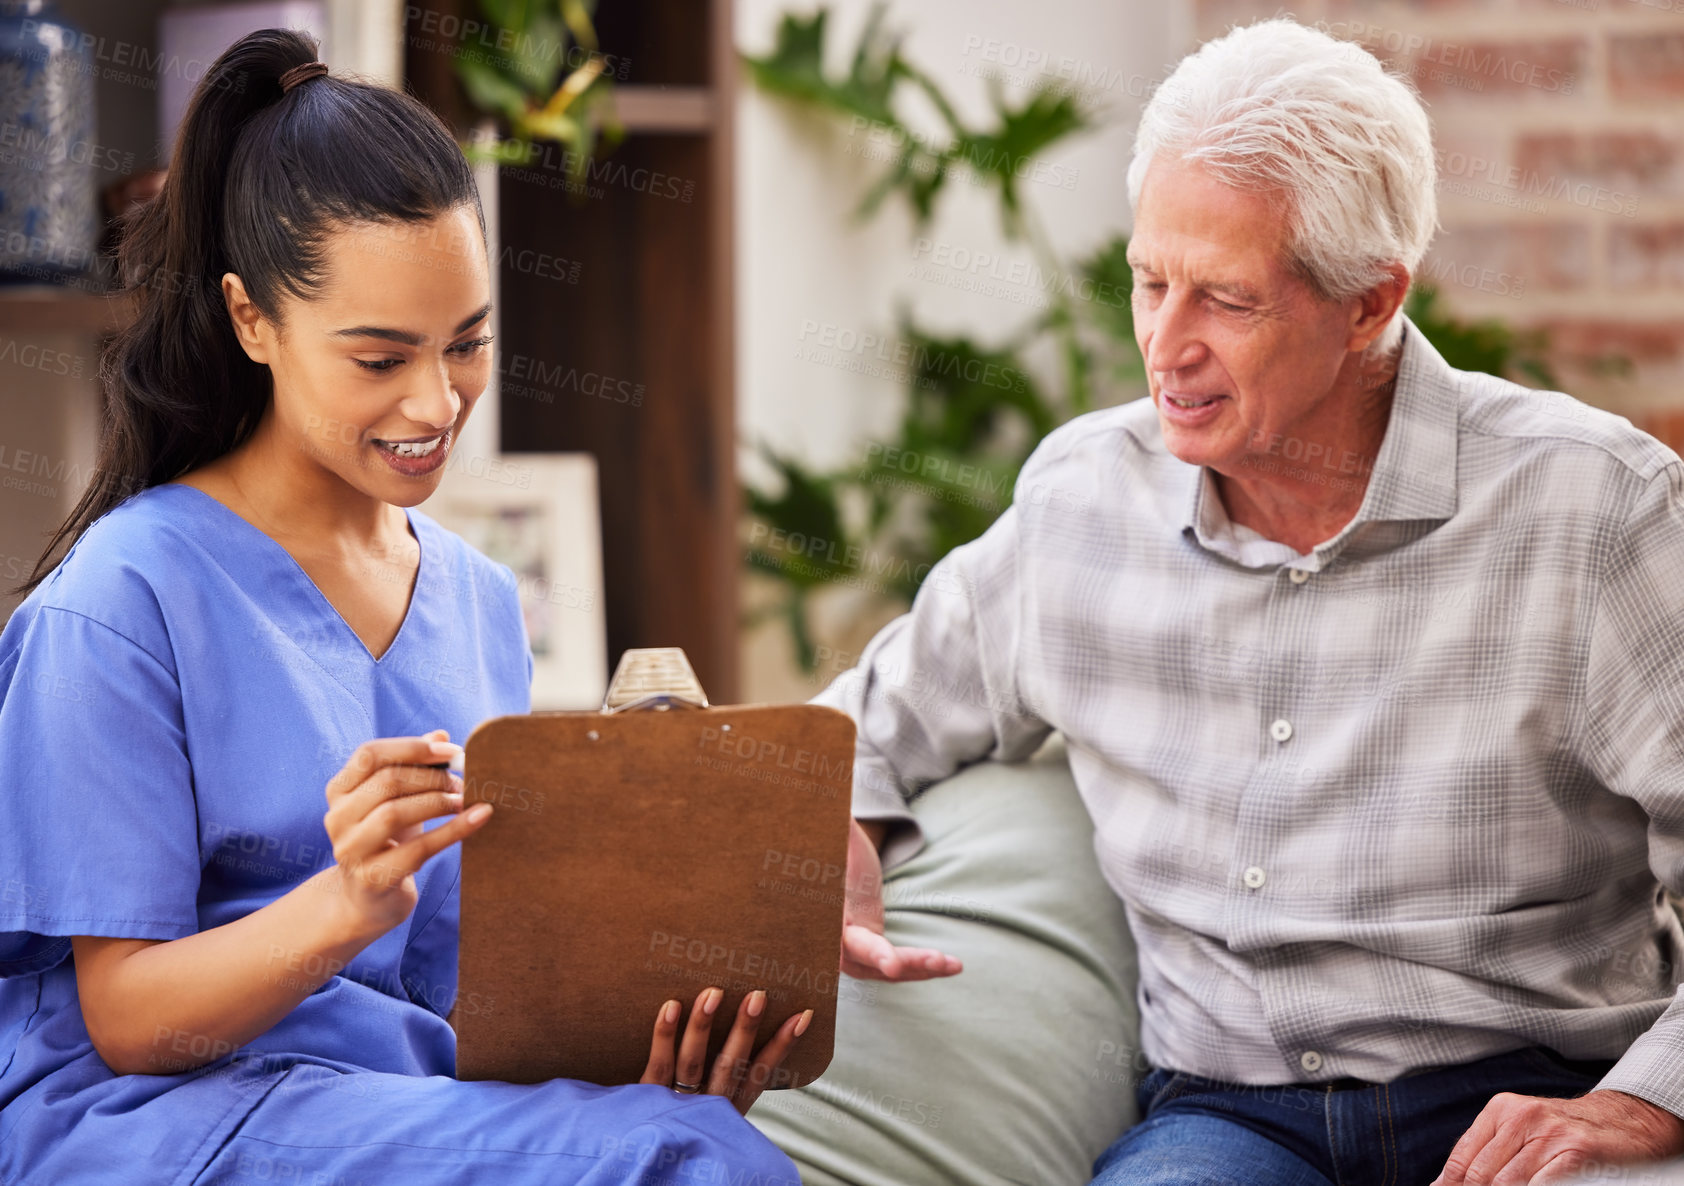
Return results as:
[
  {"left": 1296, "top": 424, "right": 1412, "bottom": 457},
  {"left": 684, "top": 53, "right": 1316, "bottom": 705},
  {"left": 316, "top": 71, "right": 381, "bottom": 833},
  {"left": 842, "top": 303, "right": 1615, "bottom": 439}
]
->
[
  {"left": 953, "top": 87, "right": 1090, "bottom": 234},
  {"left": 504, "top": 11, "right": 569, "bottom": 94},
  {"left": 742, "top": 5, "right": 903, "bottom": 125},
  {"left": 456, "top": 55, "right": 532, "bottom": 122},
  {"left": 1079, "top": 235, "right": 1134, "bottom": 344},
  {"left": 742, "top": 3, "right": 1092, "bottom": 235},
  {"left": 898, "top": 320, "right": 1058, "bottom": 449},
  {"left": 743, "top": 446, "right": 861, "bottom": 591},
  {"left": 452, "top": 0, "right": 615, "bottom": 166}
]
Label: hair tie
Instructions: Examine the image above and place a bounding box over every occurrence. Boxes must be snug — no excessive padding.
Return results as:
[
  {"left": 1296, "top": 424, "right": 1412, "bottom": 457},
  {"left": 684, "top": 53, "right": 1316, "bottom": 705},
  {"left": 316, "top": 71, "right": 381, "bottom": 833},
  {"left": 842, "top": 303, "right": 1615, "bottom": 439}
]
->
[{"left": 279, "top": 61, "right": 329, "bottom": 94}]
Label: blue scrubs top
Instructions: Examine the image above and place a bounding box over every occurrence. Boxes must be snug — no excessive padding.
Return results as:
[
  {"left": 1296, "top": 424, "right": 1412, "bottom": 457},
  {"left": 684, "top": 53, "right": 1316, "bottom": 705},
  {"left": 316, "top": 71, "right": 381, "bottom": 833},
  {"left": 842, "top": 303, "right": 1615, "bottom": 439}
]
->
[
  {"left": 0, "top": 484, "right": 801, "bottom": 1186},
  {"left": 0, "top": 483, "right": 530, "bottom": 1171}
]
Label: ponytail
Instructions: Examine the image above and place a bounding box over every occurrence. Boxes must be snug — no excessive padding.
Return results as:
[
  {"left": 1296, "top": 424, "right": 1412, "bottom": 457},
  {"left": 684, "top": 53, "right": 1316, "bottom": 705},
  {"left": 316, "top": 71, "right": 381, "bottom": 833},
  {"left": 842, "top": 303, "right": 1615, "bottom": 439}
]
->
[{"left": 16, "top": 28, "right": 482, "bottom": 594}]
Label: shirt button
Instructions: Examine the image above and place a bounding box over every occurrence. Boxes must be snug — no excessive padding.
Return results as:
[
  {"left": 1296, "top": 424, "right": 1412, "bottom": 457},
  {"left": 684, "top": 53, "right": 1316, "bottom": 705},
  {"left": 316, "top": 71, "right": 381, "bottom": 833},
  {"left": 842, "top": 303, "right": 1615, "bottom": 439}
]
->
[
  {"left": 1243, "top": 865, "right": 1267, "bottom": 889},
  {"left": 1300, "top": 1050, "right": 1324, "bottom": 1073},
  {"left": 1289, "top": 568, "right": 1310, "bottom": 585},
  {"left": 1269, "top": 719, "right": 1293, "bottom": 742}
]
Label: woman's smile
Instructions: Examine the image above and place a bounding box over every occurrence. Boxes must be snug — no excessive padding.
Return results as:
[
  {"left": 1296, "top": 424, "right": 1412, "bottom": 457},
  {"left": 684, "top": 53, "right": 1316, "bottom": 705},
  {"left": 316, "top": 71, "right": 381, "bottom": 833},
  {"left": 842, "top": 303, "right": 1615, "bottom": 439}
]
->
[{"left": 371, "top": 428, "right": 452, "bottom": 476}]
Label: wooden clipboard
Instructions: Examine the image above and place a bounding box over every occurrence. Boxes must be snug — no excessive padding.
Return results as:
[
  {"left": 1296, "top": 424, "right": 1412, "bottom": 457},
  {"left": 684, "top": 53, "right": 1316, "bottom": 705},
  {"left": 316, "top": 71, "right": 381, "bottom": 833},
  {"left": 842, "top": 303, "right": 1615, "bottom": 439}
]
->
[{"left": 453, "top": 651, "right": 856, "bottom": 1089}]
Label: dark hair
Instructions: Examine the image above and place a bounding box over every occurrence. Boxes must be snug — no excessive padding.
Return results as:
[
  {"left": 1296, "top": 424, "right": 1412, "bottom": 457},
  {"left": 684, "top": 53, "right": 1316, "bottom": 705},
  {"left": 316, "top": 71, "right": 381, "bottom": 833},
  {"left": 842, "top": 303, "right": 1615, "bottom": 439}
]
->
[{"left": 16, "top": 28, "right": 484, "bottom": 594}]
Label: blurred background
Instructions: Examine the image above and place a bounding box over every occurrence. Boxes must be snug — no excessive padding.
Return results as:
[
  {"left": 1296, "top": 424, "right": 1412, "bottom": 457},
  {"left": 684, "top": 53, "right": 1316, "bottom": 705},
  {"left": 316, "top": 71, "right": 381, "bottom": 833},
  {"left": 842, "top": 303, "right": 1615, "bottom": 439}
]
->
[{"left": 1, "top": 0, "right": 1679, "bottom": 708}]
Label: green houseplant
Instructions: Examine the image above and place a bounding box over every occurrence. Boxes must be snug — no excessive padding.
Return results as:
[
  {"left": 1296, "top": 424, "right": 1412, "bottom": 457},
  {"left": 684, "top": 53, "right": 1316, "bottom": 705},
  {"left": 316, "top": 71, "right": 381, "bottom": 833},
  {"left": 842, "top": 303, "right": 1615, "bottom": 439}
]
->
[
  {"left": 450, "top": 0, "right": 623, "bottom": 184},
  {"left": 741, "top": 6, "right": 1136, "bottom": 668}
]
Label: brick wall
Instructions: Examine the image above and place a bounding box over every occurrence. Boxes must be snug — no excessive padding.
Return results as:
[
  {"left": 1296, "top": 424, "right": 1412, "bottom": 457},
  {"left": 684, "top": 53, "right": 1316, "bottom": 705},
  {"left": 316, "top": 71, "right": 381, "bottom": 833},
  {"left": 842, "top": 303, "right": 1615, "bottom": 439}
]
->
[{"left": 1191, "top": 0, "right": 1684, "bottom": 448}]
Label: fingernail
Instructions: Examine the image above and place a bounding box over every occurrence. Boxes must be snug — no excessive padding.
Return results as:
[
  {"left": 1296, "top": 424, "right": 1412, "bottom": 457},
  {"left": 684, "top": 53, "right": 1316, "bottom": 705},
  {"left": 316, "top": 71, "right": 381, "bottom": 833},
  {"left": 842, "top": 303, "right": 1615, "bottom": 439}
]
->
[
  {"left": 794, "top": 1009, "right": 813, "bottom": 1037},
  {"left": 467, "top": 803, "right": 492, "bottom": 822},
  {"left": 703, "top": 988, "right": 722, "bottom": 1016},
  {"left": 747, "top": 990, "right": 765, "bottom": 1018},
  {"left": 428, "top": 740, "right": 463, "bottom": 759},
  {"left": 663, "top": 1000, "right": 679, "bottom": 1025}
]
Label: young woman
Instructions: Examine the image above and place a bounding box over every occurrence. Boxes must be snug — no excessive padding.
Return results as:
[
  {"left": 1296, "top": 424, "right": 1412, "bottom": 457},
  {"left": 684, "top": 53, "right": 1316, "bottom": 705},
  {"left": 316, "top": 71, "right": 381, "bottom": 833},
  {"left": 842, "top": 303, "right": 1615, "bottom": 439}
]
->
[{"left": 0, "top": 30, "right": 805, "bottom": 1185}]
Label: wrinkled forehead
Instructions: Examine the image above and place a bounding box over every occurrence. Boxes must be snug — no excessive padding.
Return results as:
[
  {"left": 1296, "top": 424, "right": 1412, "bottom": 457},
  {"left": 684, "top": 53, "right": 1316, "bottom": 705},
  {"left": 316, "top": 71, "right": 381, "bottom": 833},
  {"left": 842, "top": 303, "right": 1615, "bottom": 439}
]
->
[{"left": 1128, "top": 156, "right": 1299, "bottom": 293}]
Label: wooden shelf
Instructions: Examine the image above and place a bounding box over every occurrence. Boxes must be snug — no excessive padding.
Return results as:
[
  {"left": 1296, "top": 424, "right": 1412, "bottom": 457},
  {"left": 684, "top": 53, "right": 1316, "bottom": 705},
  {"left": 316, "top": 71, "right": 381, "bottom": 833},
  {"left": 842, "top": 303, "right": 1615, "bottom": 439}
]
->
[
  {"left": 0, "top": 286, "right": 132, "bottom": 335},
  {"left": 612, "top": 86, "right": 716, "bottom": 133},
  {"left": 405, "top": 0, "right": 742, "bottom": 700}
]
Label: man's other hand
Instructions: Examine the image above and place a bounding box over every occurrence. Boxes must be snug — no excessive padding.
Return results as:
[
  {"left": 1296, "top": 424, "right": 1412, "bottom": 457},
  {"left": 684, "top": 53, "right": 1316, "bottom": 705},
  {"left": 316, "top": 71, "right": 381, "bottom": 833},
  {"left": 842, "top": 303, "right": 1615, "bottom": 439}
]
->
[
  {"left": 1432, "top": 1088, "right": 1684, "bottom": 1184},
  {"left": 840, "top": 817, "right": 963, "bottom": 981}
]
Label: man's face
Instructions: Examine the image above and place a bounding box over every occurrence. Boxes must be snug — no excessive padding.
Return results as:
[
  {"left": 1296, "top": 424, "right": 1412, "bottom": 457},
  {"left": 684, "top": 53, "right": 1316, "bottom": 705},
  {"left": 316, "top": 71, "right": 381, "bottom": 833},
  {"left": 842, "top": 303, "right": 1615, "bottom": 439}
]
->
[{"left": 1129, "top": 155, "right": 1363, "bottom": 476}]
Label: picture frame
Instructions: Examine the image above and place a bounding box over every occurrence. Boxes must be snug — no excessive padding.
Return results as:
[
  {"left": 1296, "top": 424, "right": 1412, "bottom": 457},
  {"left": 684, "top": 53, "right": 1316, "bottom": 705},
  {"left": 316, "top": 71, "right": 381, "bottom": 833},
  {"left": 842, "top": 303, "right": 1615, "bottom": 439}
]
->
[{"left": 424, "top": 453, "right": 607, "bottom": 710}]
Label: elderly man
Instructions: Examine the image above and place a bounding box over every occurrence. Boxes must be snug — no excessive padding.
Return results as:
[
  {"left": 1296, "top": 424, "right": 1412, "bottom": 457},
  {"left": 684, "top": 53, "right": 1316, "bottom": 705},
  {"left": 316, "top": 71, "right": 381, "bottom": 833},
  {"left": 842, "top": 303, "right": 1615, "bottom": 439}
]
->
[{"left": 824, "top": 16, "right": 1684, "bottom": 1186}]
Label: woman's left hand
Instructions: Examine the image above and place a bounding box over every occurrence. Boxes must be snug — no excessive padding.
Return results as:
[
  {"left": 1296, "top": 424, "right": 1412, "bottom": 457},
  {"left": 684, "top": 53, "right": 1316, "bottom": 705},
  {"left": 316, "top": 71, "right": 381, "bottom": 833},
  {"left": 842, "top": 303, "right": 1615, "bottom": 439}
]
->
[{"left": 638, "top": 986, "right": 812, "bottom": 1115}]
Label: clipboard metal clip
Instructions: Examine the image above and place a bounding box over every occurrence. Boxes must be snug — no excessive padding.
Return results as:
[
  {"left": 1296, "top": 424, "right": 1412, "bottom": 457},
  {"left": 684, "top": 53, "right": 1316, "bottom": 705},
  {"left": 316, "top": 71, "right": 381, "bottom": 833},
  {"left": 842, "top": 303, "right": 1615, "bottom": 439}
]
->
[{"left": 600, "top": 647, "right": 710, "bottom": 714}]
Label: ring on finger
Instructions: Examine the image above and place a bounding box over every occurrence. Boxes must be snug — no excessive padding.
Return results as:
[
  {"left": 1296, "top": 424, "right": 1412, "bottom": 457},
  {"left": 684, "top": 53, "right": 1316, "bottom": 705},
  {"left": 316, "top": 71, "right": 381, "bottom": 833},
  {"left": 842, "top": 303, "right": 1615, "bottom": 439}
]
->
[{"left": 673, "top": 1079, "right": 702, "bottom": 1094}]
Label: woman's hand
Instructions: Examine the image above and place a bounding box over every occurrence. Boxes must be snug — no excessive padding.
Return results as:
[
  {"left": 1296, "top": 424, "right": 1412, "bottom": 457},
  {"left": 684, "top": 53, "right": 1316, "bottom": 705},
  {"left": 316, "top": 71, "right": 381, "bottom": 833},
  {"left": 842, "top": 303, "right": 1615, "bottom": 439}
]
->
[
  {"left": 639, "top": 986, "right": 812, "bottom": 1115},
  {"left": 322, "top": 729, "right": 490, "bottom": 937}
]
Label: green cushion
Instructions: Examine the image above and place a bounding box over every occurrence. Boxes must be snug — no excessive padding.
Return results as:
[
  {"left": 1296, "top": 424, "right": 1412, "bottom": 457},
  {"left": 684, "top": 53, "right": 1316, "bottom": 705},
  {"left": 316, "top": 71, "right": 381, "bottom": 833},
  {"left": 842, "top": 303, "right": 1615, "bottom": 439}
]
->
[{"left": 748, "top": 738, "right": 1141, "bottom": 1185}]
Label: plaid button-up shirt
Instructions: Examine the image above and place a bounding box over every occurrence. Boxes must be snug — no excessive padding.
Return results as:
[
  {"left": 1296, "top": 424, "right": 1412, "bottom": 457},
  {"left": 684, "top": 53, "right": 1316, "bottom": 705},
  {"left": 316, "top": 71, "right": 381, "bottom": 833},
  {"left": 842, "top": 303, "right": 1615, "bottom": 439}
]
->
[{"left": 814, "top": 315, "right": 1684, "bottom": 1115}]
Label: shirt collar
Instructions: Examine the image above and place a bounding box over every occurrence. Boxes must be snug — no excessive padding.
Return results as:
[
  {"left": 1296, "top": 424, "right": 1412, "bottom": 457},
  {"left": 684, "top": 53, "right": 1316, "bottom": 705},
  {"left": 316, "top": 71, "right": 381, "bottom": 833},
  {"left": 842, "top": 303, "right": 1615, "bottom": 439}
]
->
[{"left": 1177, "top": 313, "right": 1461, "bottom": 549}]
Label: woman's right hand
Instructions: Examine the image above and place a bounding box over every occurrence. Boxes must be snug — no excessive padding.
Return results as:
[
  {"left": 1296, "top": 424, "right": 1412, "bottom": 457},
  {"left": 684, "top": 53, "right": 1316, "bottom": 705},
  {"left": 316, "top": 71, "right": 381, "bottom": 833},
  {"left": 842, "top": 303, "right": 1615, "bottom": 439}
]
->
[
  {"left": 639, "top": 986, "right": 812, "bottom": 1115},
  {"left": 322, "top": 729, "right": 491, "bottom": 936}
]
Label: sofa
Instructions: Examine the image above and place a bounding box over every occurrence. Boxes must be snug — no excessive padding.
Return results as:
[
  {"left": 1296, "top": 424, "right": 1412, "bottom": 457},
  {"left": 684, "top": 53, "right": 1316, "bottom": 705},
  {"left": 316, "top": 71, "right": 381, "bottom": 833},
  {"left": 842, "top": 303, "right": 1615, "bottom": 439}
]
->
[{"left": 746, "top": 737, "right": 1143, "bottom": 1185}]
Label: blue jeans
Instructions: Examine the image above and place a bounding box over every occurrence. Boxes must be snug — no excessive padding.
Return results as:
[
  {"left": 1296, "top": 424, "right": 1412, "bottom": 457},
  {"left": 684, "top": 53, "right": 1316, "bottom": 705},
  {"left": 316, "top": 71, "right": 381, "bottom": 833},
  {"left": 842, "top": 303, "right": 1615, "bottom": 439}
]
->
[{"left": 1090, "top": 1045, "right": 1617, "bottom": 1186}]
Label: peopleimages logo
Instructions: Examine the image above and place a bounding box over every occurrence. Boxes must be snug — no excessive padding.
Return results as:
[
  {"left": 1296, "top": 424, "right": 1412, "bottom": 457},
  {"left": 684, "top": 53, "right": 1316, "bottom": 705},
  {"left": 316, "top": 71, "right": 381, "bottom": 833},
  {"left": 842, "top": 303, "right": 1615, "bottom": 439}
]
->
[
  {"left": 1320, "top": 21, "right": 1579, "bottom": 95},
  {"left": 19, "top": 20, "right": 245, "bottom": 92},
  {"left": 959, "top": 34, "right": 1162, "bottom": 102},
  {"left": 910, "top": 237, "right": 1127, "bottom": 308},
  {"left": 498, "top": 351, "right": 645, "bottom": 407},
  {"left": 0, "top": 122, "right": 134, "bottom": 173},
  {"left": 796, "top": 320, "right": 1029, "bottom": 393},
  {"left": 404, "top": 5, "right": 632, "bottom": 80},
  {"left": 1416, "top": 257, "right": 1527, "bottom": 300},
  {"left": 647, "top": 930, "right": 836, "bottom": 995},
  {"left": 1435, "top": 148, "right": 1637, "bottom": 218}
]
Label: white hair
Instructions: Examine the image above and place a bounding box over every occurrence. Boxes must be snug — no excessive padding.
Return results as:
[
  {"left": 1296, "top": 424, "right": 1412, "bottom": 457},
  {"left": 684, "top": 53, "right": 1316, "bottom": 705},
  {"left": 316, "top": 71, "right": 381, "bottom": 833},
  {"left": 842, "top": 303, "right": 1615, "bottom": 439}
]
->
[{"left": 1127, "top": 18, "right": 1438, "bottom": 307}]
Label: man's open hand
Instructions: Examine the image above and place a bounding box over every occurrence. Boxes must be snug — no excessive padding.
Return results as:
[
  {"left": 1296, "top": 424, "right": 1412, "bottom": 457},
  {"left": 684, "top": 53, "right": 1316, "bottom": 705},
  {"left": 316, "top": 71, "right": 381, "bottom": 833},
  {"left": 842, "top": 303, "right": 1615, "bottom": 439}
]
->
[
  {"left": 840, "top": 818, "right": 963, "bottom": 981},
  {"left": 1432, "top": 1088, "right": 1684, "bottom": 1184}
]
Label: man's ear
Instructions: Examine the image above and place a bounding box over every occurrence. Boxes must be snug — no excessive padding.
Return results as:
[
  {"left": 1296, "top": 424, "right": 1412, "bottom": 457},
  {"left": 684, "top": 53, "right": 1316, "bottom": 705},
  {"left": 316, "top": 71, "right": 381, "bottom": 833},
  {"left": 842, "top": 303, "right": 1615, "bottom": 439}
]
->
[
  {"left": 1347, "top": 263, "right": 1410, "bottom": 354},
  {"left": 222, "top": 273, "right": 271, "bottom": 364}
]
